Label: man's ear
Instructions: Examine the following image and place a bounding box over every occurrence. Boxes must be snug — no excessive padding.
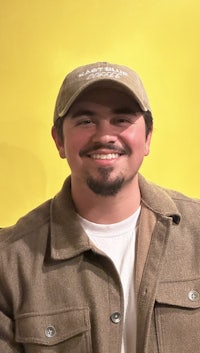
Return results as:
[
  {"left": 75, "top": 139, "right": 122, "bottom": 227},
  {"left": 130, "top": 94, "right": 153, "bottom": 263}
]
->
[
  {"left": 144, "top": 129, "right": 153, "bottom": 156},
  {"left": 51, "top": 126, "right": 66, "bottom": 159}
]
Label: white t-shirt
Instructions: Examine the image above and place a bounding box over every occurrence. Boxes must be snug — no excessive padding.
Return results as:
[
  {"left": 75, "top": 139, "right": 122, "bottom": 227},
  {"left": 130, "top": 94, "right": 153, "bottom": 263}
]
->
[{"left": 78, "top": 207, "right": 141, "bottom": 353}]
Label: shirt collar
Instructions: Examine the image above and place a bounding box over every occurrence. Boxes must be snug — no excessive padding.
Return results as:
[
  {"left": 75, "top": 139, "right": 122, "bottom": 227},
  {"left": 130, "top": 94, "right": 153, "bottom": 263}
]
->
[{"left": 50, "top": 174, "right": 181, "bottom": 260}]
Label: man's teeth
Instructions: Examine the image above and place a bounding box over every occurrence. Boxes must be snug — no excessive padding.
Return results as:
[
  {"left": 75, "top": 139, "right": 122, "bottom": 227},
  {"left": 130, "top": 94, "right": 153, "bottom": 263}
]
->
[{"left": 91, "top": 153, "right": 120, "bottom": 160}]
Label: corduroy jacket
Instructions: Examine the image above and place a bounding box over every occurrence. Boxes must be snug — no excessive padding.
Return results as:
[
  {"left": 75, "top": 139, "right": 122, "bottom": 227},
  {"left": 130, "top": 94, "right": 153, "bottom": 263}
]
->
[{"left": 1, "top": 174, "right": 200, "bottom": 353}]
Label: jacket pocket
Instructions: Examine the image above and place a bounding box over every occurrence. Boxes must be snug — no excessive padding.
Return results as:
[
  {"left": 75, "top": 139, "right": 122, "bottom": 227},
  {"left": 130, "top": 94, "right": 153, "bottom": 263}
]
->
[
  {"left": 15, "top": 307, "right": 92, "bottom": 353},
  {"left": 155, "top": 279, "right": 200, "bottom": 353}
]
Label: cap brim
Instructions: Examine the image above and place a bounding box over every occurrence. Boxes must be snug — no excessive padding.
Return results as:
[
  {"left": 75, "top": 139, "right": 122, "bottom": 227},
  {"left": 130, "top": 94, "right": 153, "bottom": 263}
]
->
[{"left": 58, "top": 79, "right": 147, "bottom": 119}]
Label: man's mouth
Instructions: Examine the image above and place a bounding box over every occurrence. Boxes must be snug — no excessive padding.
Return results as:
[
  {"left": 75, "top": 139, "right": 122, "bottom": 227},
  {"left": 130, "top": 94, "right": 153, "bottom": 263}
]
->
[
  {"left": 89, "top": 153, "right": 121, "bottom": 160},
  {"left": 79, "top": 143, "right": 129, "bottom": 159}
]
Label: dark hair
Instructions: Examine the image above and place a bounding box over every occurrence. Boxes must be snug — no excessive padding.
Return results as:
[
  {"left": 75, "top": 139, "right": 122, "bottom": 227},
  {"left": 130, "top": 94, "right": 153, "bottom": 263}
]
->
[
  {"left": 53, "top": 116, "right": 65, "bottom": 142},
  {"left": 143, "top": 110, "right": 153, "bottom": 137},
  {"left": 53, "top": 110, "right": 153, "bottom": 141}
]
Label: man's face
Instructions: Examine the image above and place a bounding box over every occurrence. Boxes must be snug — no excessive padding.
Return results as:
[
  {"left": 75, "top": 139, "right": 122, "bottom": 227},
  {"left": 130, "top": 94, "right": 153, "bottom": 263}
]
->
[{"left": 53, "top": 86, "right": 152, "bottom": 196}]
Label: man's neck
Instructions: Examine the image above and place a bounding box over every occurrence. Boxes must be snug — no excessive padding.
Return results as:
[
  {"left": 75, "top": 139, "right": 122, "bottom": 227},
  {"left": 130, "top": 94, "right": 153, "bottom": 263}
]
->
[{"left": 71, "top": 175, "right": 141, "bottom": 224}]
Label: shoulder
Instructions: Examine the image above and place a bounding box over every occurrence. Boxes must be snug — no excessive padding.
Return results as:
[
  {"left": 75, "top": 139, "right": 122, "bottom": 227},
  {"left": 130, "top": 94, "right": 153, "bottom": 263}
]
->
[
  {"left": 163, "top": 188, "right": 200, "bottom": 223},
  {"left": 139, "top": 174, "right": 200, "bottom": 219},
  {"left": 0, "top": 199, "right": 52, "bottom": 249},
  {"left": 159, "top": 185, "right": 200, "bottom": 209}
]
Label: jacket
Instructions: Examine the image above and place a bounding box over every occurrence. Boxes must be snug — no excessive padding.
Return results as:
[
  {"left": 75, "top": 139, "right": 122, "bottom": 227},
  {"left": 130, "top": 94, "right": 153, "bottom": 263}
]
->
[{"left": 0, "top": 174, "right": 200, "bottom": 353}]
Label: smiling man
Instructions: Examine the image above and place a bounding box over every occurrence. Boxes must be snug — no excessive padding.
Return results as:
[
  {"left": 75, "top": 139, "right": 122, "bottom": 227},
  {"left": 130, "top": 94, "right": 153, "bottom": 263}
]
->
[
  {"left": 52, "top": 84, "right": 152, "bottom": 218},
  {"left": 1, "top": 62, "right": 200, "bottom": 353}
]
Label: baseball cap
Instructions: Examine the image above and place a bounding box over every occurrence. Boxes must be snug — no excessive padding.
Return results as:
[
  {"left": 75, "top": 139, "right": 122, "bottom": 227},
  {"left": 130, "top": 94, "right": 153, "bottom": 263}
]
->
[{"left": 53, "top": 62, "right": 151, "bottom": 123}]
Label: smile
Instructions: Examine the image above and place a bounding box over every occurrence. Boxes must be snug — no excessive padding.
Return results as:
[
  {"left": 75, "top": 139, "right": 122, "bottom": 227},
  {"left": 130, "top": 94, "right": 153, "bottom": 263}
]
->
[{"left": 90, "top": 153, "right": 120, "bottom": 160}]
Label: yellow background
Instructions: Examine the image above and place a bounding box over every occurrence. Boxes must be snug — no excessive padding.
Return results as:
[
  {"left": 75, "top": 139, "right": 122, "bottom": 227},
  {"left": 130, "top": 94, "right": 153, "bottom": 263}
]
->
[{"left": 1, "top": 0, "right": 200, "bottom": 226}]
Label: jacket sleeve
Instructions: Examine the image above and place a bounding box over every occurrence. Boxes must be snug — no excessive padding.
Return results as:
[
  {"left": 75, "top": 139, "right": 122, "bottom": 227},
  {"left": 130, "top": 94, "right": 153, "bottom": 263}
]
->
[
  {"left": 0, "top": 309, "right": 22, "bottom": 353},
  {"left": 0, "top": 252, "right": 23, "bottom": 353}
]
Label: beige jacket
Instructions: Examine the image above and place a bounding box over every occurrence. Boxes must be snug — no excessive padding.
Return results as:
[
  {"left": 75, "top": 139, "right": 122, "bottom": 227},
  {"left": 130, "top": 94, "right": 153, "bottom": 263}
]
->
[{"left": 1, "top": 175, "right": 200, "bottom": 353}]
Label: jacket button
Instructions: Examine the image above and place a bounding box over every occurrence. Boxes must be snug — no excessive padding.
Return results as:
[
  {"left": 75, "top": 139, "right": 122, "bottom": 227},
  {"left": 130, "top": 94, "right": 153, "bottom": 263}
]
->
[
  {"left": 45, "top": 325, "right": 56, "bottom": 338},
  {"left": 110, "top": 312, "right": 121, "bottom": 324},
  {"left": 188, "top": 290, "right": 200, "bottom": 302}
]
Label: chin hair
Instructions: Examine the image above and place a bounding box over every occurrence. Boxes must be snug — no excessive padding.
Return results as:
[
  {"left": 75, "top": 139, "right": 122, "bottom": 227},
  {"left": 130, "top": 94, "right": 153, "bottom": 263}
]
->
[{"left": 87, "top": 177, "right": 124, "bottom": 197}]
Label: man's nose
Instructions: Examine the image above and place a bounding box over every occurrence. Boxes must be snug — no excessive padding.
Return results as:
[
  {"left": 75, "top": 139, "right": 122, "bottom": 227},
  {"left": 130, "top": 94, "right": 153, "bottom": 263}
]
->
[{"left": 91, "top": 121, "right": 117, "bottom": 144}]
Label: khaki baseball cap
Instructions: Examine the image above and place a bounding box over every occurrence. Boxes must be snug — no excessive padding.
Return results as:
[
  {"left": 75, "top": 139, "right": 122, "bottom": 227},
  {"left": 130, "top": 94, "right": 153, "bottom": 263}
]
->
[{"left": 53, "top": 62, "right": 151, "bottom": 123}]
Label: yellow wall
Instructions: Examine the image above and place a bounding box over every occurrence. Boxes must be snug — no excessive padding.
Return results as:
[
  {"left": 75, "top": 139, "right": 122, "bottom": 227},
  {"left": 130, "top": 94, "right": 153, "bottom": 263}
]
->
[{"left": 1, "top": 0, "right": 200, "bottom": 226}]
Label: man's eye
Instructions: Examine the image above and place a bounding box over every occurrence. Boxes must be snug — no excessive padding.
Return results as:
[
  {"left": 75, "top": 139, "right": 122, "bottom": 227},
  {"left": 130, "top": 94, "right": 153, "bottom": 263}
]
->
[
  {"left": 76, "top": 119, "right": 94, "bottom": 126},
  {"left": 114, "top": 114, "right": 139, "bottom": 125},
  {"left": 115, "top": 117, "right": 131, "bottom": 124}
]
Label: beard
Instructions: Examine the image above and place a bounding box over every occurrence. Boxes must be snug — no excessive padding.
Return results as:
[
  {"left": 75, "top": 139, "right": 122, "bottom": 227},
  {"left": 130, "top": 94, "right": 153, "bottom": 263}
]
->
[
  {"left": 79, "top": 142, "right": 133, "bottom": 196},
  {"left": 86, "top": 166, "right": 125, "bottom": 197}
]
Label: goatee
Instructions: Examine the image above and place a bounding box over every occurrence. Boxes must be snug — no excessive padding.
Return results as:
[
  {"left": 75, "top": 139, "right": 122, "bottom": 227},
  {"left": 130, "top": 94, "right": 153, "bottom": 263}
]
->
[{"left": 86, "top": 167, "right": 125, "bottom": 196}]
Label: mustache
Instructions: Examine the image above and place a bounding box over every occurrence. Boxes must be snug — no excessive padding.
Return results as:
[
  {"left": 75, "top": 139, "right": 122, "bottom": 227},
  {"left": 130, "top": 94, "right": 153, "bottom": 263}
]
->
[{"left": 79, "top": 142, "right": 131, "bottom": 157}]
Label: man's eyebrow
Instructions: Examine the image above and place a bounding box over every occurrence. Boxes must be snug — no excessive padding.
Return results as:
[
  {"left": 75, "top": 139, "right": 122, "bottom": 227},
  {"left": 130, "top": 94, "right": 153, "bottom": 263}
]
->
[{"left": 69, "top": 109, "right": 95, "bottom": 118}]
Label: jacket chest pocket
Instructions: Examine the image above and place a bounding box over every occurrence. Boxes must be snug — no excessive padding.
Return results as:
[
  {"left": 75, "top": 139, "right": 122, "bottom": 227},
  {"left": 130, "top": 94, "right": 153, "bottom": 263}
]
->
[
  {"left": 15, "top": 308, "right": 92, "bottom": 353},
  {"left": 155, "top": 279, "right": 200, "bottom": 353}
]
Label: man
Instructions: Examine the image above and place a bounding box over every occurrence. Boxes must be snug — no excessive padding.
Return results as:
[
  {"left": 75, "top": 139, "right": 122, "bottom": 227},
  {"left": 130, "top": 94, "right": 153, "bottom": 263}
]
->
[{"left": 1, "top": 62, "right": 200, "bottom": 353}]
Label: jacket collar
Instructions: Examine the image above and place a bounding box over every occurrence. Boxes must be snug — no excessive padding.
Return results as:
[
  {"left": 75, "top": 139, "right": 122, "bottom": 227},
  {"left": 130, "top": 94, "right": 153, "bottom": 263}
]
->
[
  {"left": 139, "top": 174, "right": 181, "bottom": 224},
  {"left": 50, "top": 175, "right": 181, "bottom": 260},
  {"left": 50, "top": 177, "right": 93, "bottom": 260}
]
